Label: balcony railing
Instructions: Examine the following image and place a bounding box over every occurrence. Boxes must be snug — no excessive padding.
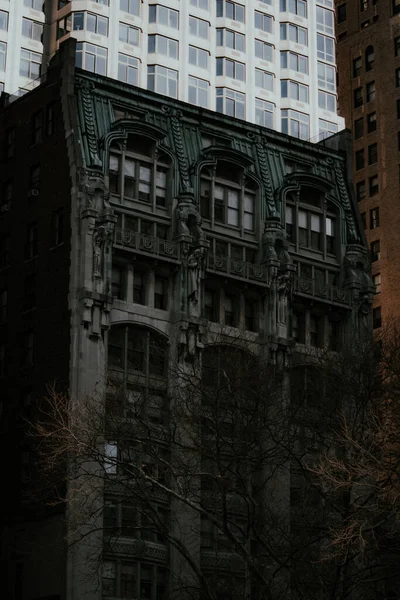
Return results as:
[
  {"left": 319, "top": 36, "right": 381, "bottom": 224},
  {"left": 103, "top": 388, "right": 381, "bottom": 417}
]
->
[
  {"left": 207, "top": 254, "right": 268, "bottom": 284},
  {"left": 114, "top": 228, "right": 179, "bottom": 260},
  {"left": 108, "top": 537, "right": 168, "bottom": 562},
  {"left": 293, "top": 275, "right": 351, "bottom": 305}
]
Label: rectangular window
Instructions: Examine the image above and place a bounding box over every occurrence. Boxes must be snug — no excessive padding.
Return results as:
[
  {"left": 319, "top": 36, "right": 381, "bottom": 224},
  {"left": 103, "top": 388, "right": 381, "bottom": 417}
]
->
[
  {"left": 76, "top": 43, "right": 107, "bottom": 75},
  {"left": 217, "top": 28, "right": 245, "bottom": 52},
  {"left": 396, "top": 68, "right": 400, "bottom": 87},
  {"left": 216, "top": 57, "right": 245, "bottom": 81},
  {"left": 367, "top": 112, "right": 376, "bottom": 133},
  {"left": 24, "top": 0, "right": 43, "bottom": 8},
  {"left": 256, "top": 69, "right": 273, "bottom": 91},
  {"left": 118, "top": 54, "right": 138, "bottom": 85},
  {"left": 337, "top": 3, "right": 347, "bottom": 22},
  {"left": 22, "top": 18, "right": 43, "bottom": 41},
  {"left": 191, "top": 0, "right": 209, "bottom": 7},
  {"left": 204, "top": 289, "right": 217, "bottom": 322},
  {"left": 149, "top": 5, "right": 179, "bottom": 28},
  {"left": 119, "top": 22, "right": 139, "bottom": 45},
  {"left": 188, "top": 76, "right": 209, "bottom": 108},
  {"left": 224, "top": 294, "right": 236, "bottom": 326},
  {"left": 370, "top": 207, "right": 379, "bottom": 229},
  {"left": 280, "top": 23, "right": 307, "bottom": 45},
  {"left": 0, "top": 11, "right": 8, "bottom": 31},
  {"left": 255, "top": 11, "right": 273, "bottom": 34},
  {"left": 369, "top": 174, "right": 379, "bottom": 195},
  {"left": 133, "top": 271, "right": 145, "bottom": 304},
  {"left": 148, "top": 34, "right": 178, "bottom": 59},
  {"left": 366, "top": 81, "right": 376, "bottom": 103},
  {"left": 373, "top": 273, "right": 381, "bottom": 294},
  {"left": 360, "top": 212, "right": 366, "bottom": 230},
  {"left": 355, "top": 149, "right": 365, "bottom": 170},
  {"left": 189, "top": 16, "right": 209, "bottom": 39},
  {"left": 245, "top": 298, "right": 257, "bottom": 332},
  {"left": 317, "top": 34, "right": 334, "bottom": 62},
  {"left": 281, "top": 51, "right": 308, "bottom": 74},
  {"left": 280, "top": 0, "right": 307, "bottom": 17},
  {"left": 353, "top": 57, "right": 362, "bottom": 78},
  {"left": 189, "top": 46, "right": 208, "bottom": 69},
  {"left": 20, "top": 49, "right": 41, "bottom": 80},
  {"left": 318, "top": 90, "right": 336, "bottom": 112},
  {"left": 255, "top": 98, "right": 274, "bottom": 129},
  {"left": 216, "top": 0, "right": 245, "bottom": 22},
  {"left": 120, "top": 0, "right": 140, "bottom": 15},
  {"left": 397, "top": 99, "right": 400, "bottom": 119},
  {"left": 46, "top": 104, "right": 54, "bottom": 136},
  {"left": 319, "top": 119, "right": 338, "bottom": 140},
  {"left": 373, "top": 306, "right": 381, "bottom": 329},
  {"left": 30, "top": 164, "right": 40, "bottom": 190},
  {"left": 0, "top": 42, "right": 6, "bottom": 72},
  {"left": 394, "top": 0, "right": 400, "bottom": 15},
  {"left": 368, "top": 143, "right": 377, "bottom": 165},
  {"left": 354, "top": 87, "right": 363, "bottom": 108},
  {"left": 281, "top": 109, "right": 309, "bottom": 140},
  {"left": 216, "top": 87, "right": 245, "bottom": 119},
  {"left": 317, "top": 61, "right": 335, "bottom": 91},
  {"left": 31, "top": 110, "right": 43, "bottom": 145},
  {"left": 147, "top": 65, "right": 178, "bottom": 98},
  {"left": 395, "top": 36, "right": 400, "bottom": 57},
  {"left": 316, "top": 6, "right": 334, "bottom": 35},
  {"left": 255, "top": 40, "right": 273, "bottom": 62},
  {"left": 281, "top": 79, "right": 308, "bottom": 103},
  {"left": 154, "top": 277, "right": 167, "bottom": 310},
  {"left": 356, "top": 180, "right": 366, "bottom": 201},
  {"left": 354, "top": 117, "right": 363, "bottom": 139}
]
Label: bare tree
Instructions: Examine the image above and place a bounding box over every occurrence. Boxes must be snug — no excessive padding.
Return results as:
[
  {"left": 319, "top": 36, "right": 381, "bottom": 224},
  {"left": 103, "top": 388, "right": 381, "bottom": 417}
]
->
[
  {"left": 305, "top": 324, "right": 400, "bottom": 599},
  {"left": 30, "top": 328, "right": 400, "bottom": 600}
]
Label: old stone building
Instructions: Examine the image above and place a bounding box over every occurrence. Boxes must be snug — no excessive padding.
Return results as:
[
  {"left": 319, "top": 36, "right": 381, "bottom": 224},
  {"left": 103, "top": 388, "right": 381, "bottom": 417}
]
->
[{"left": 0, "top": 39, "right": 373, "bottom": 600}]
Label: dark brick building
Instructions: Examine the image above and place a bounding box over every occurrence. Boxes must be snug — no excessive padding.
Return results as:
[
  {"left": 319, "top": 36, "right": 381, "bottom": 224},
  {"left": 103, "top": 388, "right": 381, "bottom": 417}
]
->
[{"left": 335, "top": 0, "right": 400, "bottom": 328}]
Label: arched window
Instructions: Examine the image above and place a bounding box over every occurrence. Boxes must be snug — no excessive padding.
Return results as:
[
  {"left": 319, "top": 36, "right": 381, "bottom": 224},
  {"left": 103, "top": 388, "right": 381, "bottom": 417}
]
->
[
  {"left": 285, "top": 187, "right": 338, "bottom": 258},
  {"left": 108, "top": 135, "right": 171, "bottom": 210},
  {"left": 108, "top": 324, "right": 166, "bottom": 379},
  {"left": 107, "top": 324, "right": 168, "bottom": 421},
  {"left": 365, "top": 45, "right": 374, "bottom": 72},
  {"left": 200, "top": 161, "right": 257, "bottom": 232}
]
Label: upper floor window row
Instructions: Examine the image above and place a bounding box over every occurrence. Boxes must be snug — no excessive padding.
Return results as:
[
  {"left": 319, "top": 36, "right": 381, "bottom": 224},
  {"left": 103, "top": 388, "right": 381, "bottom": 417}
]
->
[
  {"left": 22, "top": 18, "right": 43, "bottom": 41},
  {"left": 73, "top": 12, "right": 108, "bottom": 36},
  {"left": 109, "top": 136, "right": 171, "bottom": 210},
  {"left": 280, "top": 0, "right": 307, "bottom": 18},
  {"left": 120, "top": 0, "right": 140, "bottom": 15},
  {"left": 0, "top": 11, "right": 8, "bottom": 32},
  {"left": 285, "top": 188, "right": 338, "bottom": 256},
  {"left": 216, "top": 0, "right": 245, "bottom": 22},
  {"left": 149, "top": 5, "right": 179, "bottom": 29},
  {"left": 200, "top": 162, "right": 256, "bottom": 232},
  {"left": 280, "top": 23, "right": 308, "bottom": 46}
]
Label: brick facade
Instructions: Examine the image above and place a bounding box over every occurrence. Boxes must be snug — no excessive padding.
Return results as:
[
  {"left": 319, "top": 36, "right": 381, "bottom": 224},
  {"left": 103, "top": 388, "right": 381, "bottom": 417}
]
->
[{"left": 336, "top": 0, "right": 400, "bottom": 327}]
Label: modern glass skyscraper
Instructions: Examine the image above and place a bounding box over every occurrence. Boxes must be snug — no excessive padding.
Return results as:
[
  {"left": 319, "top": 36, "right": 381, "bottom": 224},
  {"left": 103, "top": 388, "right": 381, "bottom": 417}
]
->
[{"left": 0, "top": 0, "right": 344, "bottom": 141}]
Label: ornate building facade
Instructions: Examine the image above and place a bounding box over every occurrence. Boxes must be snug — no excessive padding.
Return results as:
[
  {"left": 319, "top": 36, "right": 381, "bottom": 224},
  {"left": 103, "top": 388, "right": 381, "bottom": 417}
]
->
[{"left": 0, "top": 39, "right": 373, "bottom": 600}]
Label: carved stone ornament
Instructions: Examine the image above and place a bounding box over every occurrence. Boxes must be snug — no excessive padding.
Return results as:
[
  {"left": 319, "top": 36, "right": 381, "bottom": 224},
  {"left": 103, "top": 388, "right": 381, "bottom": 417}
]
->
[
  {"left": 256, "top": 139, "right": 279, "bottom": 218},
  {"left": 93, "top": 225, "right": 112, "bottom": 279}
]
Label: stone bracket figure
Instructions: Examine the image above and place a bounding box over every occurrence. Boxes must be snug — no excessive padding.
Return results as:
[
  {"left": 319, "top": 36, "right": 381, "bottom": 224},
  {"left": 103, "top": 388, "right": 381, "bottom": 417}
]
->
[
  {"left": 93, "top": 225, "right": 112, "bottom": 280},
  {"left": 187, "top": 247, "right": 207, "bottom": 318}
]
